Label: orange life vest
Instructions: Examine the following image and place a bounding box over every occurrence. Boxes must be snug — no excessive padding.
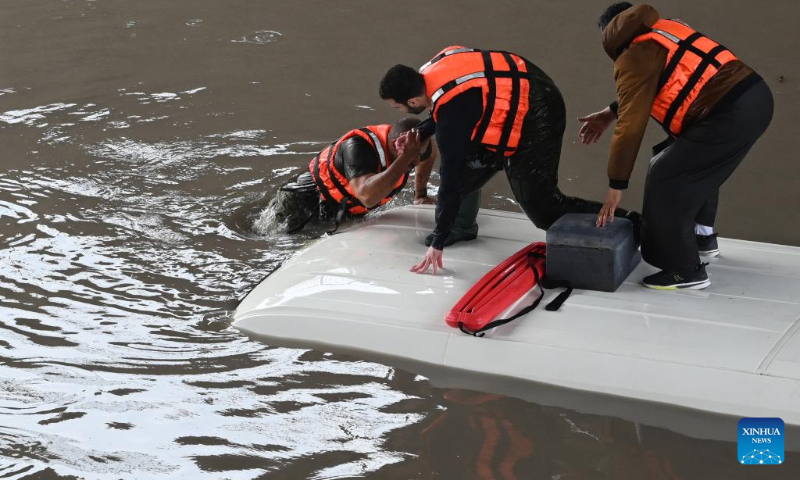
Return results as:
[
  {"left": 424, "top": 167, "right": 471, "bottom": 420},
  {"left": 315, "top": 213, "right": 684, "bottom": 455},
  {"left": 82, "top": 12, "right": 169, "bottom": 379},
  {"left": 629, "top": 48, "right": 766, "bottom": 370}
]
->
[
  {"left": 632, "top": 19, "right": 738, "bottom": 136},
  {"left": 419, "top": 46, "right": 531, "bottom": 156},
  {"left": 309, "top": 125, "right": 408, "bottom": 216}
]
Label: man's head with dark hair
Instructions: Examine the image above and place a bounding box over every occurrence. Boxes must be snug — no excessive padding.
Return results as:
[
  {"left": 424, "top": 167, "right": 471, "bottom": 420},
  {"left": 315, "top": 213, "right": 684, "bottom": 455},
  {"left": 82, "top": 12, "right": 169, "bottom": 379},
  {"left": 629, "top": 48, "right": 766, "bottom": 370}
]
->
[
  {"left": 387, "top": 117, "right": 430, "bottom": 161},
  {"left": 379, "top": 65, "right": 428, "bottom": 115},
  {"left": 598, "top": 2, "right": 634, "bottom": 30},
  {"left": 388, "top": 117, "right": 420, "bottom": 145}
]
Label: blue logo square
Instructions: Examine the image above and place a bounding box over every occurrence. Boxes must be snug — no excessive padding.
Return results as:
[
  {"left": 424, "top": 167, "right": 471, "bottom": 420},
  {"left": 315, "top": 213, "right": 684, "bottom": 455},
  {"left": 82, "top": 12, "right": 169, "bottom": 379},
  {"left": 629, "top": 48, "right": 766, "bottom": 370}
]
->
[{"left": 738, "top": 417, "right": 784, "bottom": 465}]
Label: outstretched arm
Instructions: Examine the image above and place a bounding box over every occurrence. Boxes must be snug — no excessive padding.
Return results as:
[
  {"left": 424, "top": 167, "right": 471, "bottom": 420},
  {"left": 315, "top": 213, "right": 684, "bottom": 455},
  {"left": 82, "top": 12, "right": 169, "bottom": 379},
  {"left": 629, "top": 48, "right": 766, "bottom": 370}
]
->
[
  {"left": 594, "top": 44, "right": 663, "bottom": 226},
  {"left": 348, "top": 131, "right": 424, "bottom": 207},
  {"left": 411, "top": 88, "right": 483, "bottom": 275},
  {"left": 427, "top": 90, "right": 482, "bottom": 252}
]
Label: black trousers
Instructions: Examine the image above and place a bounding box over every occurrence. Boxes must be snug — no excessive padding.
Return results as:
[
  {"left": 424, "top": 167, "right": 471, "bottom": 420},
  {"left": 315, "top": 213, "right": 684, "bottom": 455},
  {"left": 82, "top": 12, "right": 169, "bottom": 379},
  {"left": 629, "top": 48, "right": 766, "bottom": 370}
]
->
[
  {"left": 641, "top": 80, "right": 774, "bottom": 271},
  {"left": 458, "top": 75, "right": 616, "bottom": 230}
]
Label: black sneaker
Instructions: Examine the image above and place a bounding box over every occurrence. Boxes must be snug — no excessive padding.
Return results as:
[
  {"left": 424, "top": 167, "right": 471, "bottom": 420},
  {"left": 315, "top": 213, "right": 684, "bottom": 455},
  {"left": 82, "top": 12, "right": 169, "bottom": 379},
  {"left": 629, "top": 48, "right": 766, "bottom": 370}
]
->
[
  {"left": 697, "top": 233, "right": 720, "bottom": 257},
  {"left": 642, "top": 263, "right": 710, "bottom": 290}
]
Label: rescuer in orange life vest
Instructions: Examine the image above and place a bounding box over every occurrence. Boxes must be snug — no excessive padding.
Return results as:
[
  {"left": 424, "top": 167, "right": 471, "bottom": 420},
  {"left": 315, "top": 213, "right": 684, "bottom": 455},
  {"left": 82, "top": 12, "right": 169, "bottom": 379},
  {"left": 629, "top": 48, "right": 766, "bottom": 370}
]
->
[
  {"left": 579, "top": 3, "right": 773, "bottom": 290},
  {"left": 269, "top": 117, "right": 438, "bottom": 233},
  {"left": 380, "top": 48, "right": 634, "bottom": 275}
]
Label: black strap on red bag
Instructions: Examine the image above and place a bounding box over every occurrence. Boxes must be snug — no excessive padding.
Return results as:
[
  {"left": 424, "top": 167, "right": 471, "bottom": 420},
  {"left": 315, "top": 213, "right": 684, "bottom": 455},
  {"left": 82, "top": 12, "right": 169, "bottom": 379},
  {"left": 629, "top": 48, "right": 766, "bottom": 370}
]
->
[
  {"left": 531, "top": 250, "right": 573, "bottom": 312},
  {"left": 458, "top": 251, "right": 572, "bottom": 337}
]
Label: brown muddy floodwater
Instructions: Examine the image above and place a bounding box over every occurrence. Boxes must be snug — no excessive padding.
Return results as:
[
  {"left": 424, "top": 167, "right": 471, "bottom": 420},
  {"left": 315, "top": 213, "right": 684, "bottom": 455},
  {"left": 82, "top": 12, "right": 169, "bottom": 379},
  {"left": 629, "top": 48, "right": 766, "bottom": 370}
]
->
[{"left": 1, "top": 0, "right": 798, "bottom": 479}]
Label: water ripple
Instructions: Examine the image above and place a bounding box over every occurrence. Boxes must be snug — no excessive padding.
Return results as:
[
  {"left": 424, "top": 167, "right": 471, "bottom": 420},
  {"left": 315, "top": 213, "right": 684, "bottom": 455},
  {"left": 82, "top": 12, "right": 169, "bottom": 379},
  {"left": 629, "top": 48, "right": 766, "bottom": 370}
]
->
[
  {"left": 0, "top": 103, "right": 77, "bottom": 126},
  {"left": 232, "top": 30, "right": 282, "bottom": 44}
]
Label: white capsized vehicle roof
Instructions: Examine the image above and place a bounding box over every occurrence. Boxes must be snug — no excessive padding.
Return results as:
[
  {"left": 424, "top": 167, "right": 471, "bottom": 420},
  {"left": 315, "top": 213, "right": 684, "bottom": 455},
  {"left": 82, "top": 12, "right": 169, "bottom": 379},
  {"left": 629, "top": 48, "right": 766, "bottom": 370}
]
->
[{"left": 234, "top": 206, "right": 800, "bottom": 429}]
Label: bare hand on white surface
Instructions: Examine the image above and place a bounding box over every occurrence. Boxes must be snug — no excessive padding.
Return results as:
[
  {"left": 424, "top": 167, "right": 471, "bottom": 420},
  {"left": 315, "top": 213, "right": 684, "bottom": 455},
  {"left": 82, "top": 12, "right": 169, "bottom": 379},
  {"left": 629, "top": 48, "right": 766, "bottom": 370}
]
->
[{"left": 410, "top": 246, "right": 443, "bottom": 275}]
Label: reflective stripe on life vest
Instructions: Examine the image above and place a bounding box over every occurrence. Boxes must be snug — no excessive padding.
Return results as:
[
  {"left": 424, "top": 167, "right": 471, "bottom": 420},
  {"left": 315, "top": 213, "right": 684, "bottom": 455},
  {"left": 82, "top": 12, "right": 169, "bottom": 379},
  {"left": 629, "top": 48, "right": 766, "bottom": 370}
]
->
[
  {"left": 308, "top": 125, "right": 408, "bottom": 216},
  {"left": 420, "top": 46, "right": 532, "bottom": 156},
  {"left": 632, "top": 19, "right": 738, "bottom": 136}
]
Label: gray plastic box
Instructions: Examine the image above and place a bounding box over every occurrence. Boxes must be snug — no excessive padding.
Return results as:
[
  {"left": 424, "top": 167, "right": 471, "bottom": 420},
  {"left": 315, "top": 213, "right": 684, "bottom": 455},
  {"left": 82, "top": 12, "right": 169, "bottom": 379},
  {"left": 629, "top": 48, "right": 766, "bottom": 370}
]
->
[{"left": 546, "top": 214, "right": 641, "bottom": 292}]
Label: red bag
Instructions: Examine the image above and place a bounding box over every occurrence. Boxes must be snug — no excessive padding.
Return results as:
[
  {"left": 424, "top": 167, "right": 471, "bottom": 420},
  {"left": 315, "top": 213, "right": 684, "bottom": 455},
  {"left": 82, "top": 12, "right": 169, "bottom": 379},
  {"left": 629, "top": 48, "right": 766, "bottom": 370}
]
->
[{"left": 445, "top": 242, "right": 571, "bottom": 336}]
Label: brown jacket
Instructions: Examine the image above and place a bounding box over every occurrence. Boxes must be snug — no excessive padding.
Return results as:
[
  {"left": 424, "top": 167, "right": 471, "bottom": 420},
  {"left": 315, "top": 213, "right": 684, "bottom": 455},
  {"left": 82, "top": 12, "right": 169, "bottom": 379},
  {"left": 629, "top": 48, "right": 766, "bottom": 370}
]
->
[{"left": 604, "top": 5, "right": 753, "bottom": 188}]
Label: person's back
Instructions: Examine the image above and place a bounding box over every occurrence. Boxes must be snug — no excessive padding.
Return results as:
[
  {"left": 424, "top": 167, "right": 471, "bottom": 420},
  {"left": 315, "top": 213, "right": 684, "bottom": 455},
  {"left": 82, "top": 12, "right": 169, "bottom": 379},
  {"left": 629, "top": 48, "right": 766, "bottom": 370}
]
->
[{"left": 598, "top": 4, "right": 757, "bottom": 187}]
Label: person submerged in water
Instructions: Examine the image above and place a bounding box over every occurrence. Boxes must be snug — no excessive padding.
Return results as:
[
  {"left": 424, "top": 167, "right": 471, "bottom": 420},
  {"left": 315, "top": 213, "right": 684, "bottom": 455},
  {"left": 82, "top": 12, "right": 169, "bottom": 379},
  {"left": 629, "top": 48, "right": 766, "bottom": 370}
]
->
[{"left": 269, "top": 117, "right": 437, "bottom": 233}]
